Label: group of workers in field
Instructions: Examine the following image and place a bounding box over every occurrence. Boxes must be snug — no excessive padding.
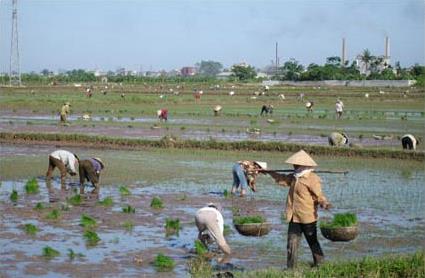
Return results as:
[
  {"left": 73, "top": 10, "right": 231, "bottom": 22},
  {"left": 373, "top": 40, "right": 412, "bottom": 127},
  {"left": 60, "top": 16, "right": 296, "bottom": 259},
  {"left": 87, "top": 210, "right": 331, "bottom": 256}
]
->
[{"left": 47, "top": 148, "right": 330, "bottom": 268}]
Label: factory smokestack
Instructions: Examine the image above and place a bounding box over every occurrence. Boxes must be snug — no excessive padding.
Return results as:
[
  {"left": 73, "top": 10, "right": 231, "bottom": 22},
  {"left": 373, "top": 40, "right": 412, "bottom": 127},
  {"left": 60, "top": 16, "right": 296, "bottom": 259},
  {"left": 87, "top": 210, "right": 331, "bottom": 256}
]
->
[
  {"left": 341, "top": 38, "right": 346, "bottom": 66},
  {"left": 384, "top": 36, "right": 390, "bottom": 59}
]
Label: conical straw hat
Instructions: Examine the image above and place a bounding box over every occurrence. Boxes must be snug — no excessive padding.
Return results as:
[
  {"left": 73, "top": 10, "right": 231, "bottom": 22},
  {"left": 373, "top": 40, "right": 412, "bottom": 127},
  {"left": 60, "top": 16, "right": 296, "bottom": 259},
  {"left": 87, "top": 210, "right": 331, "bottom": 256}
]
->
[
  {"left": 285, "top": 150, "right": 317, "bottom": 167},
  {"left": 93, "top": 157, "right": 105, "bottom": 169},
  {"left": 254, "top": 161, "right": 267, "bottom": 170}
]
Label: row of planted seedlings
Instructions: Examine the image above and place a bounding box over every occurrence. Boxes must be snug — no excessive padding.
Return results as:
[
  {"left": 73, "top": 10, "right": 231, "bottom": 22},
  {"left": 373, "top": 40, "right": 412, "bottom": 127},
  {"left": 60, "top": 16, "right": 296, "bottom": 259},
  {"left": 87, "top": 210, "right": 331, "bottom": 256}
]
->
[{"left": 6, "top": 179, "right": 182, "bottom": 272}]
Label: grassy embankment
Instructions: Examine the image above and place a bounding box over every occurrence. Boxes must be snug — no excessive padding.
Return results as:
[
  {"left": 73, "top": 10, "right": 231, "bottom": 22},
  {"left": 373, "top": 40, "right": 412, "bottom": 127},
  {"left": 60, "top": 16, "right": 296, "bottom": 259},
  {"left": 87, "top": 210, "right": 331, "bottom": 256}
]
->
[{"left": 1, "top": 132, "right": 423, "bottom": 161}]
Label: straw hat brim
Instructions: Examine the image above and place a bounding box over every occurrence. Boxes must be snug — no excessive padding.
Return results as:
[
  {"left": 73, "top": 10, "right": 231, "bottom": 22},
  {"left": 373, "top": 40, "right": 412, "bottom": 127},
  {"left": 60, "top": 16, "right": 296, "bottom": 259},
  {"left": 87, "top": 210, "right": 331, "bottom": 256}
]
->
[
  {"left": 254, "top": 161, "right": 267, "bottom": 170},
  {"left": 285, "top": 150, "right": 317, "bottom": 167},
  {"left": 93, "top": 157, "right": 105, "bottom": 169}
]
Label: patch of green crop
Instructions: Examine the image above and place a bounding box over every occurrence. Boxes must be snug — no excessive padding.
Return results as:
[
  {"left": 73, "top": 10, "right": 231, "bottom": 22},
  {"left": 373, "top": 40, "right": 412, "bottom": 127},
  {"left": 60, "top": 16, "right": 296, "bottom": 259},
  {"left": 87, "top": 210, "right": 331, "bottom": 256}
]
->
[
  {"left": 67, "top": 194, "right": 82, "bottom": 205},
  {"left": 233, "top": 215, "right": 266, "bottom": 225},
  {"left": 320, "top": 212, "right": 357, "bottom": 229},
  {"left": 10, "top": 190, "right": 18, "bottom": 202},
  {"left": 97, "top": 196, "right": 113, "bottom": 206},
  {"left": 46, "top": 209, "right": 61, "bottom": 220},
  {"left": 122, "top": 204, "right": 136, "bottom": 213},
  {"left": 194, "top": 239, "right": 207, "bottom": 255},
  {"left": 23, "top": 223, "right": 38, "bottom": 235},
  {"left": 34, "top": 202, "right": 46, "bottom": 210},
  {"left": 67, "top": 248, "right": 85, "bottom": 260},
  {"left": 119, "top": 185, "right": 131, "bottom": 196},
  {"left": 42, "top": 246, "right": 60, "bottom": 259},
  {"left": 122, "top": 220, "right": 134, "bottom": 231},
  {"left": 223, "top": 224, "right": 231, "bottom": 236},
  {"left": 165, "top": 218, "right": 180, "bottom": 236},
  {"left": 83, "top": 230, "right": 100, "bottom": 246},
  {"left": 80, "top": 214, "right": 97, "bottom": 229},
  {"left": 150, "top": 196, "right": 164, "bottom": 209},
  {"left": 24, "top": 178, "right": 39, "bottom": 194},
  {"left": 188, "top": 256, "right": 213, "bottom": 278},
  {"left": 153, "top": 253, "right": 175, "bottom": 272},
  {"left": 223, "top": 189, "right": 230, "bottom": 198}
]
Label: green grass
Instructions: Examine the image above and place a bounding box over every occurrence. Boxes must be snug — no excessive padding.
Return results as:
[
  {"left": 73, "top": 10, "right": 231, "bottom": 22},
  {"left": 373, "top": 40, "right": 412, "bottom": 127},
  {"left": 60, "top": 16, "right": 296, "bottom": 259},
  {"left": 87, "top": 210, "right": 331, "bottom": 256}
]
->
[
  {"left": 24, "top": 178, "right": 39, "bottom": 194},
  {"left": 97, "top": 196, "right": 113, "bottom": 206},
  {"left": 122, "top": 204, "right": 136, "bottom": 213},
  {"left": 235, "top": 252, "right": 425, "bottom": 278},
  {"left": 67, "top": 248, "right": 85, "bottom": 260},
  {"left": 122, "top": 220, "right": 135, "bottom": 232},
  {"left": 23, "top": 223, "right": 38, "bottom": 235},
  {"left": 67, "top": 194, "right": 82, "bottom": 205},
  {"left": 153, "top": 253, "right": 175, "bottom": 272},
  {"left": 10, "top": 190, "right": 18, "bottom": 202},
  {"left": 80, "top": 214, "right": 97, "bottom": 229},
  {"left": 320, "top": 212, "right": 357, "bottom": 229},
  {"left": 42, "top": 246, "right": 60, "bottom": 259},
  {"left": 188, "top": 256, "right": 213, "bottom": 278},
  {"left": 233, "top": 215, "right": 266, "bottom": 225},
  {"left": 194, "top": 239, "right": 208, "bottom": 255},
  {"left": 34, "top": 202, "right": 46, "bottom": 210},
  {"left": 46, "top": 209, "right": 61, "bottom": 220},
  {"left": 150, "top": 196, "right": 164, "bottom": 209},
  {"left": 83, "top": 230, "right": 101, "bottom": 246},
  {"left": 119, "top": 185, "right": 131, "bottom": 196},
  {"left": 165, "top": 218, "right": 180, "bottom": 236}
]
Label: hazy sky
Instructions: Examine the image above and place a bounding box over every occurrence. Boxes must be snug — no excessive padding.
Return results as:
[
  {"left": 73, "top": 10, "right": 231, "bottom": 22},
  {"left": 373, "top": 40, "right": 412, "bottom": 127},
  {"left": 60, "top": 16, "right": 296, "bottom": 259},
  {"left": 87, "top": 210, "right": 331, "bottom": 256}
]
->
[{"left": 0, "top": 0, "right": 423, "bottom": 72}]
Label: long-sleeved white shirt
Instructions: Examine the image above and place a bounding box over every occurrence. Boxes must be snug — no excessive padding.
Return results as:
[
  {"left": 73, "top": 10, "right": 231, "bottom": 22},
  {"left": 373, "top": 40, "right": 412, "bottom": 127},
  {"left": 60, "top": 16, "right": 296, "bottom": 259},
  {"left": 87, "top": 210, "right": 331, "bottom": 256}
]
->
[
  {"left": 197, "top": 207, "right": 224, "bottom": 234},
  {"left": 50, "top": 150, "right": 77, "bottom": 174}
]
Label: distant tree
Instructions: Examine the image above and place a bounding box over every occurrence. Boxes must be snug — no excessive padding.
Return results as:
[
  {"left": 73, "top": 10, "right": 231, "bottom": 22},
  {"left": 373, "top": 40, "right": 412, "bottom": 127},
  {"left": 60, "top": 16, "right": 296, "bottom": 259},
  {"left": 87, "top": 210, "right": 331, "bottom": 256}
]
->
[
  {"left": 359, "top": 49, "right": 374, "bottom": 73},
  {"left": 41, "top": 69, "right": 51, "bottom": 76},
  {"left": 326, "top": 56, "right": 341, "bottom": 67},
  {"left": 197, "top": 60, "right": 223, "bottom": 76},
  {"left": 410, "top": 64, "right": 425, "bottom": 77},
  {"left": 278, "top": 59, "right": 304, "bottom": 81},
  {"left": 231, "top": 64, "right": 256, "bottom": 81}
]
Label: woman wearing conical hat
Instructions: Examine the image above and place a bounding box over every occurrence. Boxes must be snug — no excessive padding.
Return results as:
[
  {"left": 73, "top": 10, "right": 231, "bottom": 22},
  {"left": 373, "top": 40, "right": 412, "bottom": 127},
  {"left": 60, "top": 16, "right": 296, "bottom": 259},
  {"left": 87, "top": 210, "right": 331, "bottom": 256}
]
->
[{"left": 265, "top": 150, "right": 332, "bottom": 268}]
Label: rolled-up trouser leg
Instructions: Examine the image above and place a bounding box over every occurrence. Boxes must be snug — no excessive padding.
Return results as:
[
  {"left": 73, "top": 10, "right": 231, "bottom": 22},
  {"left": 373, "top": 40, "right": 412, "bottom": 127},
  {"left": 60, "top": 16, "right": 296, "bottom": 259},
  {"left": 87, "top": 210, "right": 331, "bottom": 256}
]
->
[
  {"left": 195, "top": 211, "right": 231, "bottom": 255},
  {"left": 302, "top": 221, "right": 324, "bottom": 266},
  {"left": 287, "top": 221, "right": 302, "bottom": 268}
]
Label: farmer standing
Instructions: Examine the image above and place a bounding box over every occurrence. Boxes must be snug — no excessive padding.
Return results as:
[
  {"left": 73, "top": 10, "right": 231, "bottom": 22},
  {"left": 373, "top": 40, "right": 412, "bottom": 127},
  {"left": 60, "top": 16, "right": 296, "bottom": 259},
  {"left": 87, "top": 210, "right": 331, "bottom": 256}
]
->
[
  {"left": 46, "top": 149, "right": 79, "bottom": 188},
  {"left": 231, "top": 161, "right": 267, "bottom": 197},
  {"left": 78, "top": 157, "right": 105, "bottom": 194},
  {"left": 60, "top": 102, "right": 71, "bottom": 124},
  {"left": 264, "top": 150, "right": 331, "bottom": 268},
  {"left": 335, "top": 99, "right": 344, "bottom": 119},
  {"left": 195, "top": 203, "right": 231, "bottom": 256}
]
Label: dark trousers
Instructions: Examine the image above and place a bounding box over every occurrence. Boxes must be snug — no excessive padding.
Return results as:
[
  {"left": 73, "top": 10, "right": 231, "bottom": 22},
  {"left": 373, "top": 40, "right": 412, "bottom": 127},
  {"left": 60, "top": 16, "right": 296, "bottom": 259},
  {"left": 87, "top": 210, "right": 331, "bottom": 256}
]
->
[{"left": 287, "top": 221, "right": 324, "bottom": 268}]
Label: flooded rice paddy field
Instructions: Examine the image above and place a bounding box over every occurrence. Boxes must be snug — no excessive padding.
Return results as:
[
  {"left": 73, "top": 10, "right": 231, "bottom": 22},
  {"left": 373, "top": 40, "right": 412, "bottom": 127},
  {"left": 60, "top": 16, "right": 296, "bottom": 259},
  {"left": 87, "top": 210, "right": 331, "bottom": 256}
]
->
[{"left": 1, "top": 144, "right": 424, "bottom": 277}]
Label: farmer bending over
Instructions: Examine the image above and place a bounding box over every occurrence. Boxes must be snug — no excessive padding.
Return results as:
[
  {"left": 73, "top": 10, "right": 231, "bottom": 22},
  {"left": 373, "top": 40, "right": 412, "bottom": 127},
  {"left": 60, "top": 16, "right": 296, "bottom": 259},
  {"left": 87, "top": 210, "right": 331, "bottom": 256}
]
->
[
  {"left": 195, "top": 203, "right": 231, "bottom": 257},
  {"left": 264, "top": 150, "right": 331, "bottom": 268},
  {"left": 231, "top": 161, "right": 267, "bottom": 197},
  {"left": 79, "top": 157, "right": 105, "bottom": 194},
  {"left": 46, "top": 149, "right": 79, "bottom": 189}
]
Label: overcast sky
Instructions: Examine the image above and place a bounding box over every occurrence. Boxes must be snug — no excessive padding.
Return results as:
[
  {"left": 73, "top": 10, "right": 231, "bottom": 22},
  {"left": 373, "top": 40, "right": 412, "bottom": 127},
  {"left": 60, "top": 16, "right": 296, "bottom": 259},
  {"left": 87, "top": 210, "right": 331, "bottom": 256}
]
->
[{"left": 0, "top": 0, "right": 423, "bottom": 72}]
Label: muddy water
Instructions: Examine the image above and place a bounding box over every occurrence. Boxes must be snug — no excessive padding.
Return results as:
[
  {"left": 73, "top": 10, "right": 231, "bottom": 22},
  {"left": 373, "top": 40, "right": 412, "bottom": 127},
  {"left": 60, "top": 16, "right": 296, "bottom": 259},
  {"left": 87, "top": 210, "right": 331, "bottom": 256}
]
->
[{"left": 0, "top": 144, "right": 424, "bottom": 277}]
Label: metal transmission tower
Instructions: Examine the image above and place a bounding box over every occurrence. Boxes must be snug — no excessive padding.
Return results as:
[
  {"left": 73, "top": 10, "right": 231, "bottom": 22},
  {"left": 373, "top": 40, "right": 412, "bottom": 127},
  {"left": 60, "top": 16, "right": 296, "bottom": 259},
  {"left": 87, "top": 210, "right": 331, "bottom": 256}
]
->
[{"left": 9, "top": 0, "right": 21, "bottom": 86}]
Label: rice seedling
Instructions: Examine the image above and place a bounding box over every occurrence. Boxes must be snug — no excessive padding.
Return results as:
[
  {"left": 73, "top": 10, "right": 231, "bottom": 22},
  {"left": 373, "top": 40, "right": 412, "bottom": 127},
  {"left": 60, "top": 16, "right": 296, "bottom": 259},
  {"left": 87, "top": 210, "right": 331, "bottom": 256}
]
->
[
  {"left": 67, "top": 248, "right": 85, "bottom": 260},
  {"left": 122, "top": 204, "right": 136, "bottom": 213},
  {"left": 150, "top": 196, "right": 164, "bottom": 209},
  {"left": 165, "top": 218, "right": 180, "bottom": 236},
  {"left": 320, "top": 212, "right": 357, "bottom": 229},
  {"left": 122, "top": 220, "right": 134, "bottom": 232},
  {"left": 83, "top": 230, "right": 101, "bottom": 246},
  {"left": 223, "top": 189, "right": 230, "bottom": 198},
  {"left": 46, "top": 209, "right": 61, "bottom": 220},
  {"left": 10, "top": 190, "right": 18, "bottom": 202},
  {"left": 233, "top": 215, "right": 266, "bottom": 225},
  {"left": 119, "top": 185, "right": 131, "bottom": 196},
  {"left": 80, "top": 214, "right": 97, "bottom": 229},
  {"left": 223, "top": 224, "right": 231, "bottom": 236},
  {"left": 34, "top": 202, "right": 46, "bottom": 210},
  {"left": 42, "top": 246, "right": 60, "bottom": 259},
  {"left": 153, "top": 253, "right": 175, "bottom": 272},
  {"left": 23, "top": 223, "right": 38, "bottom": 236},
  {"left": 194, "top": 239, "right": 208, "bottom": 255},
  {"left": 188, "top": 256, "right": 213, "bottom": 278},
  {"left": 67, "top": 194, "right": 82, "bottom": 205},
  {"left": 97, "top": 196, "right": 113, "bottom": 206},
  {"left": 25, "top": 178, "right": 39, "bottom": 194}
]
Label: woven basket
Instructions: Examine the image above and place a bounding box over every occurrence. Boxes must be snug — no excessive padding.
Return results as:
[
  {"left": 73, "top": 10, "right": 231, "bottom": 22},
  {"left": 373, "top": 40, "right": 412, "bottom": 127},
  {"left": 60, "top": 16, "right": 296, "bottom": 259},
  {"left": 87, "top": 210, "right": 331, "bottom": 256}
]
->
[
  {"left": 234, "top": 222, "right": 271, "bottom": 237},
  {"left": 320, "top": 225, "right": 358, "bottom": 242}
]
